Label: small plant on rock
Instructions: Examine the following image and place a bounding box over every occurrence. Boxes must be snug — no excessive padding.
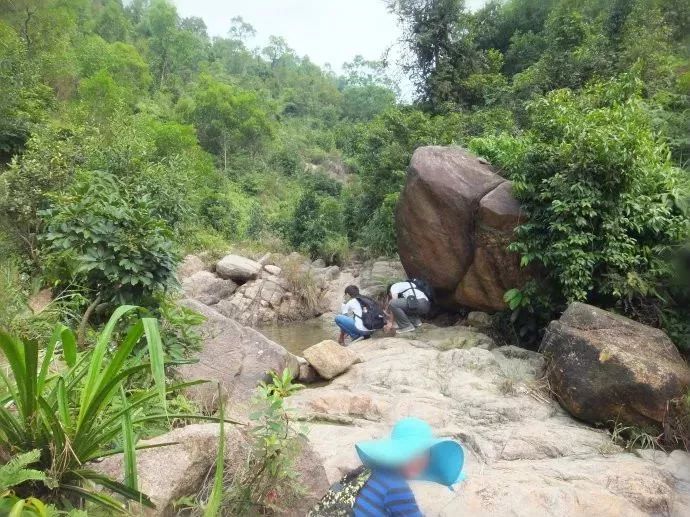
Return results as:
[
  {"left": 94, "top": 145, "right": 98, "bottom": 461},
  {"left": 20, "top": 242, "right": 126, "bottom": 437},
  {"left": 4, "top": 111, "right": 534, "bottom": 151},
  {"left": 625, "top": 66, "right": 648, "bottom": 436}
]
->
[{"left": 192, "top": 370, "right": 305, "bottom": 515}]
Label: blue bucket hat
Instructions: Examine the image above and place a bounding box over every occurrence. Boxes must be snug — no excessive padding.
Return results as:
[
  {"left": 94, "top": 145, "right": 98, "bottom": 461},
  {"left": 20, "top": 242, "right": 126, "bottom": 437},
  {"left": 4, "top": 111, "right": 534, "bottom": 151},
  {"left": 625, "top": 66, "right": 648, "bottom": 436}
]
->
[{"left": 355, "top": 418, "right": 465, "bottom": 487}]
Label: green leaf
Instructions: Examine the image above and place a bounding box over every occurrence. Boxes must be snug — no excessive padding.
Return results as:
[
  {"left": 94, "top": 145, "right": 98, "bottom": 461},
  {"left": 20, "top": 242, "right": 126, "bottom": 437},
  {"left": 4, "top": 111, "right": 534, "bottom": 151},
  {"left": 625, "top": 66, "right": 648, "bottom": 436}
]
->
[
  {"left": 120, "top": 386, "right": 138, "bottom": 492},
  {"left": 142, "top": 318, "right": 167, "bottom": 412},
  {"left": 203, "top": 386, "right": 225, "bottom": 517}
]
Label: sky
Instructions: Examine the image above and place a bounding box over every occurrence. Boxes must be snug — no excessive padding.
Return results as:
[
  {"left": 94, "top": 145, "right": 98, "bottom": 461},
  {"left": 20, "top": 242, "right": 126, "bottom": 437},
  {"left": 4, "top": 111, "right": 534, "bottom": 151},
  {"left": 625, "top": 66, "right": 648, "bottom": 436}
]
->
[{"left": 173, "top": 0, "right": 488, "bottom": 73}]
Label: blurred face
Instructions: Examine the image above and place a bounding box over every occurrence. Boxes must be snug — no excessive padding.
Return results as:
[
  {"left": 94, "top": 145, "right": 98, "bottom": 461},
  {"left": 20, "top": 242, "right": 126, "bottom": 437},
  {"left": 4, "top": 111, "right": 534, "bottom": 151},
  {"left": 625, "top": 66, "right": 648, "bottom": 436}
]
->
[{"left": 399, "top": 452, "right": 430, "bottom": 479}]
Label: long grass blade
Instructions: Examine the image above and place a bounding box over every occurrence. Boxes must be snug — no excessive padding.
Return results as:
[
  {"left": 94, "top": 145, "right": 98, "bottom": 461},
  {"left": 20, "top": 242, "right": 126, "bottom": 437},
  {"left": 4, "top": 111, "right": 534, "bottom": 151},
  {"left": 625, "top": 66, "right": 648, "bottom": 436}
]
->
[
  {"left": 89, "top": 380, "right": 208, "bottom": 442},
  {"left": 94, "top": 441, "right": 180, "bottom": 459},
  {"left": 75, "top": 362, "right": 150, "bottom": 441},
  {"left": 37, "top": 397, "right": 66, "bottom": 454},
  {"left": 37, "top": 325, "right": 60, "bottom": 393},
  {"left": 203, "top": 386, "right": 225, "bottom": 517},
  {"left": 56, "top": 377, "right": 72, "bottom": 431},
  {"left": 60, "top": 326, "right": 77, "bottom": 367},
  {"left": 59, "top": 484, "right": 129, "bottom": 514},
  {"left": 8, "top": 499, "right": 25, "bottom": 517},
  {"left": 120, "top": 386, "right": 138, "bottom": 492},
  {"left": 78, "top": 305, "right": 138, "bottom": 424},
  {"left": 142, "top": 318, "right": 167, "bottom": 412},
  {"left": 0, "top": 331, "right": 28, "bottom": 416},
  {"left": 23, "top": 340, "right": 38, "bottom": 420},
  {"left": 69, "top": 470, "right": 155, "bottom": 508}
]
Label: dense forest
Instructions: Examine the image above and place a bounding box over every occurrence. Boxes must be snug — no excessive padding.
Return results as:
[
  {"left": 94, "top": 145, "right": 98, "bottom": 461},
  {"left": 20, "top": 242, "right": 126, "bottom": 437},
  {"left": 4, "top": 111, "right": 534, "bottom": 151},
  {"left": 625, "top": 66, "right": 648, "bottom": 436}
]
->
[{"left": 0, "top": 0, "right": 689, "bottom": 513}]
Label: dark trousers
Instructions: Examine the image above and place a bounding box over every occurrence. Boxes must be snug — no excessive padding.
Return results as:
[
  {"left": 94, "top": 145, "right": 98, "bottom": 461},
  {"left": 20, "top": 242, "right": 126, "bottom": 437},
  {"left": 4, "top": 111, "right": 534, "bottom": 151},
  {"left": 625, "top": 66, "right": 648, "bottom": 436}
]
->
[{"left": 389, "top": 297, "right": 430, "bottom": 328}]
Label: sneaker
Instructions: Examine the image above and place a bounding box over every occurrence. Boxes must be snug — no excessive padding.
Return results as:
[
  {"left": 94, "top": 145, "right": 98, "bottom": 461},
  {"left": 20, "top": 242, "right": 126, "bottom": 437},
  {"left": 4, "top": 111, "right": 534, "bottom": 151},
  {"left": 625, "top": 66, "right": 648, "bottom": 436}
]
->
[
  {"left": 351, "top": 336, "right": 365, "bottom": 344},
  {"left": 397, "top": 326, "right": 416, "bottom": 333}
]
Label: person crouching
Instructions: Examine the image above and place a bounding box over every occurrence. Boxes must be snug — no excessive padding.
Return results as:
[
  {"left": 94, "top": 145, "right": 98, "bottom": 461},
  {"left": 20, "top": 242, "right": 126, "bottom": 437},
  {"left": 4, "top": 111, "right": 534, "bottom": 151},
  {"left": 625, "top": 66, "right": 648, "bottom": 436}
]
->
[
  {"left": 335, "top": 285, "right": 373, "bottom": 345},
  {"left": 386, "top": 280, "right": 431, "bottom": 333}
]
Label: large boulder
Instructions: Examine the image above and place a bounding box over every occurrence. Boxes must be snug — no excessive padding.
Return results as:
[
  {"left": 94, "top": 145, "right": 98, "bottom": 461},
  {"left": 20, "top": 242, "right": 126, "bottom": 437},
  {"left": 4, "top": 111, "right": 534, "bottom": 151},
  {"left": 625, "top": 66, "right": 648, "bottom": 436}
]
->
[
  {"left": 182, "top": 270, "right": 237, "bottom": 306},
  {"left": 177, "top": 300, "right": 299, "bottom": 411},
  {"left": 302, "top": 340, "right": 360, "bottom": 380},
  {"left": 396, "top": 146, "right": 528, "bottom": 311},
  {"left": 540, "top": 302, "right": 690, "bottom": 428},
  {"left": 95, "top": 423, "right": 329, "bottom": 517},
  {"left": 216, "top": 254, "right": 262, "bottom": 282},
  {"left": 95, "top": 424, "right": 249, "bottom": 516}
]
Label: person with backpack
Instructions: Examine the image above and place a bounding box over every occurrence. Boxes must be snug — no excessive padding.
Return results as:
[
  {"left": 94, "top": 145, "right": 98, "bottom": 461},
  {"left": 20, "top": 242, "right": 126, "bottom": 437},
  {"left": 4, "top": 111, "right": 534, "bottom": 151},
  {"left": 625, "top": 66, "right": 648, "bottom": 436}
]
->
[
  {"left": 386, "top": 279, "right": 432, "bottom": 333},
  {"left": 335, "top": 285, "right": 386, "bottom": 345},
  {"left": 307, "top": 418, "right": 465, "bottom": 516}
]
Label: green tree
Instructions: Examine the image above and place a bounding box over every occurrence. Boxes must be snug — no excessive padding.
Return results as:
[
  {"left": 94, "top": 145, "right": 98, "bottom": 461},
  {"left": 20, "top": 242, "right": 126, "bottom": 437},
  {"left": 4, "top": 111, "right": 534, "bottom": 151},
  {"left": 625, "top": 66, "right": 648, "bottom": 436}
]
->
[
  {"left": 0, "top": 22, "right": 52, "bottom": 162},
  {"left": 471, "top": 74, "right": 688, "bottom": 314},
  {"left": 40, "top": 172, "right": 178, "bottom": 306},
  {"left": 179, "top": 74, "right": 274, "bottom": 168}
]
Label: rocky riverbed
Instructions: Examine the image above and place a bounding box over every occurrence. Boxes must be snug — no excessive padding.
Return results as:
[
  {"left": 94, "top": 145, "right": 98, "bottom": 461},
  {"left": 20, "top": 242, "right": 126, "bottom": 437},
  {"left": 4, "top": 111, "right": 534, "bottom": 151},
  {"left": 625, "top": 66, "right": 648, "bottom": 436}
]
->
[
  {"left": 288, "top": 331, "right": 690, "bottom": 516},
  {"left": 167, "top": 251, "right": 690, "bottom": 516}
]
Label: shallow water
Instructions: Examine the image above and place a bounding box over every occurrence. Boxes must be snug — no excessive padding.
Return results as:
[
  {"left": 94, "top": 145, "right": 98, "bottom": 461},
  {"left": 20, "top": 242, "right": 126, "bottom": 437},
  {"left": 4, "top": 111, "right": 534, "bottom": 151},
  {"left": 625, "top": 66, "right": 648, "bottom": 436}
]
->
[{"left": 258, "top": 320, "right": 334, "bottom": 356}]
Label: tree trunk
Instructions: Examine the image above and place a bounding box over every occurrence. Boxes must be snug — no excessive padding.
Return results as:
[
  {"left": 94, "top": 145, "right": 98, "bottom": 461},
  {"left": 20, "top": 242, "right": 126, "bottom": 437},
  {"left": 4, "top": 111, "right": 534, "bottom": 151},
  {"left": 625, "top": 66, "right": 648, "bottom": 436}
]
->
[{"left": 77, "top": 294, "right": 102, "bottom": 348}]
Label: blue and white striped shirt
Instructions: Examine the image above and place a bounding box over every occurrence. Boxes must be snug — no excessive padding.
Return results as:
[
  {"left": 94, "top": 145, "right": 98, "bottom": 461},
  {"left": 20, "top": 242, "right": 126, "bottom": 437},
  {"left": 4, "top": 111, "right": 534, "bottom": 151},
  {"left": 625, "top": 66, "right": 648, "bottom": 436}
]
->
[{"left": 353, "top": 469, "right": 423, "bottom": 516}]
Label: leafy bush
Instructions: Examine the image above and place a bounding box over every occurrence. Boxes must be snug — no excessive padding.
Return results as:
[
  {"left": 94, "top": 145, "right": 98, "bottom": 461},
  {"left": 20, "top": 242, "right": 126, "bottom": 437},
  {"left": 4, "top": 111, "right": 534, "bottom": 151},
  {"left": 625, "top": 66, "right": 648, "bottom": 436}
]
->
[
  {"left": 359, "top": 193, "right": 399, "bottom": 257},
  {"left": 39, "top": 172, "right": 179, "bottom": 306},
  {"left": 287, "top": 176, "right": 348, "bottom": 263},
  {"left": 0, "top": 306, "right": 201, "bottom": 512},
  {"left": 471, "top": 74, "right": 688, "bottom": 325}
]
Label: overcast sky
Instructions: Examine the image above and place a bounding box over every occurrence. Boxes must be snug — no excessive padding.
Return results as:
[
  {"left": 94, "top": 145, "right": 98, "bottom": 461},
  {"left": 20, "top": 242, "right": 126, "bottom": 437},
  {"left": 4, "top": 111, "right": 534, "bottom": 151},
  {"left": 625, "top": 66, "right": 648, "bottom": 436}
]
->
[{"left": 173, "top": 0, "right": 487, "bottom": 72}]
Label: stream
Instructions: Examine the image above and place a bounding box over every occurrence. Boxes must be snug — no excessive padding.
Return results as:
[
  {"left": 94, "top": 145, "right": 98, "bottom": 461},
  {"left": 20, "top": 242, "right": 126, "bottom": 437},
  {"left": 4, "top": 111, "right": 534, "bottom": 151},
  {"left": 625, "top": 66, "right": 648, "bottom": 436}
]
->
[{"left": 258, "top": 319, "right": 334, "bottom": 356}]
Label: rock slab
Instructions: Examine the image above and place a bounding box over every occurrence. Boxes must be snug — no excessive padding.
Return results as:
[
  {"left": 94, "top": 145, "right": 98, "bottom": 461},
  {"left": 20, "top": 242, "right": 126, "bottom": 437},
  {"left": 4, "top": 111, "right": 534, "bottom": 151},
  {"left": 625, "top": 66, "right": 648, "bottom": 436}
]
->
[
  {"left": 95, "top": 423, "right": 329, "bottom": 517},
  {"left": 177, "top": 299, "right": 299, "bottom": 411},
  {"left": 288, "top": 333, "right": 690, "bottom": 516},
  {"left": 396, "top": 146, "right": 528, "bottom": 311},
  {"left": 302, "top": 339, "right": 360, "bottom": 380},
  {"left": 182, "top": 270, "right": 237, "bottom": 306},
  {"left": 540, "top": 302, "right": 690, "bottom": 428}
]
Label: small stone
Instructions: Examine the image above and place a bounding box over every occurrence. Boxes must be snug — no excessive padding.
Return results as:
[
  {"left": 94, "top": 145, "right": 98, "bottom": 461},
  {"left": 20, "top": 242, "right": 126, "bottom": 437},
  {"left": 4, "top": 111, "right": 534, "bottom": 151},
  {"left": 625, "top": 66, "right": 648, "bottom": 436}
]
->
[
  {"left": 312, "top": 258, "right": 326, "bottom": 268},
  {"left": 303, "top": 340, "right": 360, "bottom": 380},
  {"left": 466, "top": 311, "right": 493, "bottom": 329},
  {"left": 264, "top": 264, "right": 282, "bottom": 276}
]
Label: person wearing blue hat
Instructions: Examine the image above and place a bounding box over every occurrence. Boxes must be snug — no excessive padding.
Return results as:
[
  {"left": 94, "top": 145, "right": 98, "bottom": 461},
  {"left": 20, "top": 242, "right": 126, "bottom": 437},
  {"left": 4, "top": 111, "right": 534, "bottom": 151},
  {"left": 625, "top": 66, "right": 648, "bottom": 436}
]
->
[
  {"left": 353, "top": 418, "right": 465, "bottom": 516},
  {"left": 308, "top": 418, "right": 465, "bottom": 516}
]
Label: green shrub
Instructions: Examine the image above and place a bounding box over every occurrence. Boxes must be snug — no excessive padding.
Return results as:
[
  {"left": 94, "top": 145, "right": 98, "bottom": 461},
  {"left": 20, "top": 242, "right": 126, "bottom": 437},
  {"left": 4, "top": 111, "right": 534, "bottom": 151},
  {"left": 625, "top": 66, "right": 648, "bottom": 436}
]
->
[
  {"left": 0, "top": 306, "right": 201, "bottom": 512},
  {"left": 359, "top": 192, "right": 399, "bottom": 257},
  {"left": 39, "top": 172, "right": 178, "bottom": 306},
  {"left": 288, "top": 190, "right": 347, "bottom": 263},
  {"left": 341, "top": 107, "right": 463, "bottom": 254},
  {"left": 471, "top": 74, "right": 688, "bottom": 326},
  {"left": 200, "top": 370, "right": 305, "bottom": 515}
]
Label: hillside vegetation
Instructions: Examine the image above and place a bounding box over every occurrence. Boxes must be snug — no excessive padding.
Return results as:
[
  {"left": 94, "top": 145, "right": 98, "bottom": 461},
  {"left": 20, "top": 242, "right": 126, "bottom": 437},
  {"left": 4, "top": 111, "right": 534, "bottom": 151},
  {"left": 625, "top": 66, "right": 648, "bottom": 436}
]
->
[{"left": 0, "top": 0, "right": 689, "bottom": 513}]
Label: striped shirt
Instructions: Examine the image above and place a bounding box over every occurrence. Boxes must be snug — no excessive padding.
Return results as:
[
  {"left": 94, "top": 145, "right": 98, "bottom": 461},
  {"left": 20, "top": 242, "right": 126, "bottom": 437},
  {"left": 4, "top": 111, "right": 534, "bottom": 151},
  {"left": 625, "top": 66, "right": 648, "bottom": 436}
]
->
[{"left": 353, "top": 469, "right": 423, "bottom": 516}]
